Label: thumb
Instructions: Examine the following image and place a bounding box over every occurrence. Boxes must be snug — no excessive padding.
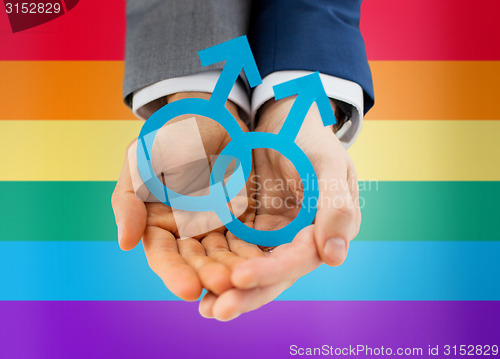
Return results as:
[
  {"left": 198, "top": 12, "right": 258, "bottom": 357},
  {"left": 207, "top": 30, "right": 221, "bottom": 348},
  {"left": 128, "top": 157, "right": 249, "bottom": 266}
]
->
[
  {"left": 291, "top": 102, "right": 361, "bottom": 267},
  {"left": 313, "top": 162, "right": 360, "bottom": 267},
  {"left": 111, "top": 142, "right": 147, "bottom": 251}
]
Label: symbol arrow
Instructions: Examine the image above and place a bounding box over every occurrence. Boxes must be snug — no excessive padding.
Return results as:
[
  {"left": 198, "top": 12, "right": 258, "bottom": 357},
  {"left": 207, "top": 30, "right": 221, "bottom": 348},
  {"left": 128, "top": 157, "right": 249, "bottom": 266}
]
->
[
  {"left": 273, "top": 72, "right": 337, "bottom": 140},
  {"left": 198, "top": 35, "right": 262, "bottom": 105}
]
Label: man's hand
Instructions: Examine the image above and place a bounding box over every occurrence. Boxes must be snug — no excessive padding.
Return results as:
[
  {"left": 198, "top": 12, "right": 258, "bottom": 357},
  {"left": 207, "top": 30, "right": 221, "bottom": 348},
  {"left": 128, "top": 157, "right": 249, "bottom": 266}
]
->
[
  {"left": 111, "top": 92, "right": 264, "bottom": 301},
  {"left": 253, "top": 97, "right": 361, "bottom": 266},
  {"left": 199, "top": 97, "right": 361, "bottom": 320},
  {"left": 112, "top": 93, "right": 361, "bottom": 320}
]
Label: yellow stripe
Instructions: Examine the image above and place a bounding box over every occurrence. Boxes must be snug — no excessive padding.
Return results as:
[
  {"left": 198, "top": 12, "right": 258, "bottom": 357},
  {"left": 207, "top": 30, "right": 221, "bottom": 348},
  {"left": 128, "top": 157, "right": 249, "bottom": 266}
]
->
[
  {"left": 0, "top": 120, "right": 498, "bottom": 181},
  {"left": 1, "top": 61, "right": 499, "bottom": 120},
  {"left": 351, "top": 120, "right": 500, "bottom": 181}
]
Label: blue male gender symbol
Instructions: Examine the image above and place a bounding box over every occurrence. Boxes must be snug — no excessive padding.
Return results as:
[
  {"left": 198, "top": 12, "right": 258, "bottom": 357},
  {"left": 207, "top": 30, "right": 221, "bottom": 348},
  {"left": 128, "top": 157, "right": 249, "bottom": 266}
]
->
[{"left": 136, "top": 36, "right": 336, "bottom": 247}]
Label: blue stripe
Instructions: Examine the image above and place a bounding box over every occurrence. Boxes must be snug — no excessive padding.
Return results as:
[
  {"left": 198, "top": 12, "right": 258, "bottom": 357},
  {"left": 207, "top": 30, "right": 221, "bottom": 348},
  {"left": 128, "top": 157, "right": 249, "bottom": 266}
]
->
[{"left": 1, "top": 241, "right": 498, "bottom": 300}]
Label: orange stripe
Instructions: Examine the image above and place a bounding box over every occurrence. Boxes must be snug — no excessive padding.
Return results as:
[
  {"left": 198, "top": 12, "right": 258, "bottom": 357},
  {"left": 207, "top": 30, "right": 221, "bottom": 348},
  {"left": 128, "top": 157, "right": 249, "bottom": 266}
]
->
[
  {"left": 0, "top": 61, "right": 498, "bottom": 120},
  {"left": 366, "top": 61, "right": 500, "bottom": 120},
  {"left": 0, "top": 61, "right": 134, "bottom": 120}
]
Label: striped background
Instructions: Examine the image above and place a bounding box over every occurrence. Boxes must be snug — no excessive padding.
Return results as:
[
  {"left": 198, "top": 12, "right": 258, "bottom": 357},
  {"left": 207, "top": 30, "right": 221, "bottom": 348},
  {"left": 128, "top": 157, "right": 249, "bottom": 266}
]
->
[{"left": 0, "top": 0, "right": 499, "bottom": 358}]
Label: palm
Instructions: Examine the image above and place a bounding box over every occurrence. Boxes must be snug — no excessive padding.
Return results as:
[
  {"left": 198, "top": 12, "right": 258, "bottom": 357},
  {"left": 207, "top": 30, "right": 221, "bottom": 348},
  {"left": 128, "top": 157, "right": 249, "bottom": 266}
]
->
[
  {"left": 198, "top": 98, "right": 361, "bottom": 320},
  {"left": 251, "top": 147, "right": 302, "bottom": 233},
  {"left": 139, "top": 112, "right": 266, "bottom": 300},
  {"left": 113, "top": 92, "right": 266, "bottom": 302},
  {"left": 198, "top": 147, "right": 321, "bottom": 320},
  {"left": 144, "top": 113, "right": 236, "bottom": 239},
  {"left": 113, "top": 94, "right": 361, "bottom": 321}
]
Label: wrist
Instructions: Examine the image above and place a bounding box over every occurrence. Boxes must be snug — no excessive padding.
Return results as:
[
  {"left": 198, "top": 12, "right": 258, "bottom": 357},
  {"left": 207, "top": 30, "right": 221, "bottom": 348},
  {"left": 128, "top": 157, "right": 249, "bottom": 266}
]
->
[
  {"left": 167, "top": 92, "right": 241, "bottom": 120},
  {"left": 257, "top": 97, "right": 340, "bottom": 134}
]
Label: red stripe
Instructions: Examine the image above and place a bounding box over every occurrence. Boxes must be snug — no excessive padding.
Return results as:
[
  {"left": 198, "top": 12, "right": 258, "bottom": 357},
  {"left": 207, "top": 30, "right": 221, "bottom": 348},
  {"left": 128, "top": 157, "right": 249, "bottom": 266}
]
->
[
  {"left": 361, "top": 0, "right": 500, "bottom": 60},
  {"left": 0, "top": 0, "right": 499, "bottom": 60},
  {"left": 0, "top": 0, "right": 125, "bottom": 60}
]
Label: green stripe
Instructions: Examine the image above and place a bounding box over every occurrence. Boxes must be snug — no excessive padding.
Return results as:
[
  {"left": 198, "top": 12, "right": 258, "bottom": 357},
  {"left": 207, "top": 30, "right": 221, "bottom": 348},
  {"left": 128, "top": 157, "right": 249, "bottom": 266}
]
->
[
  {"left": 360, "top": 181, "right": 500, "bottom": 241},
  {"left": 0, "top": 181, "right": 498, "bottom": 241}
]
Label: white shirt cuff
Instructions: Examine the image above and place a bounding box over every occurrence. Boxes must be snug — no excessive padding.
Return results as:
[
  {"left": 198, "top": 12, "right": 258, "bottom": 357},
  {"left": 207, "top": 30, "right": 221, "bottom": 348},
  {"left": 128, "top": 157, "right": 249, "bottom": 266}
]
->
[
  {"left": 132, "top": 70, "right": 364, "bottom": 148},
  {"left": 132, "top": 70, "right": 251, "bottom": 120},
  {"left": 251, "top": 71, "right": 364, "bottom": 148}
]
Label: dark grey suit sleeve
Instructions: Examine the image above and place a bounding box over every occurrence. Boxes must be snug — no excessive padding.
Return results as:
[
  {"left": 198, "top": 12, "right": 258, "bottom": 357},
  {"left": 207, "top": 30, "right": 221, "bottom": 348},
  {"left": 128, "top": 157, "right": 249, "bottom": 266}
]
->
[{"left": 123, "top": 0, "right": 251, "bottom": 107}]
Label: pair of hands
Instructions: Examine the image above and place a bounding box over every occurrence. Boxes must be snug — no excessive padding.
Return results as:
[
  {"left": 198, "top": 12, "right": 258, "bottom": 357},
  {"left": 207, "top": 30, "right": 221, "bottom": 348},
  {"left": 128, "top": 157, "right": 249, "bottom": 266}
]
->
[{"left": 112, "top": 92, "right": 361, "bottom": 321}]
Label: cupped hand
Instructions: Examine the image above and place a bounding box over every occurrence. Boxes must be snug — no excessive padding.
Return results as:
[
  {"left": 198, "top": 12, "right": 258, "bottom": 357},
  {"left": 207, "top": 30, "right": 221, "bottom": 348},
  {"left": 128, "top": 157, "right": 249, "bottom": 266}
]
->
[
  {"left": 111, "top": 92, "right": 264, "bottom": 301},
  {"left": 112, "top": 93, "right": 361, "bottom": 321},
  {"left": 200, "top": 97, "right": 361, "bottom": 320}
]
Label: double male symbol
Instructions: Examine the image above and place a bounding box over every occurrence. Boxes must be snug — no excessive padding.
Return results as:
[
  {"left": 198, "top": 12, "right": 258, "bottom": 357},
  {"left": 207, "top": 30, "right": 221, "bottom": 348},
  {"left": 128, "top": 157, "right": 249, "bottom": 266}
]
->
[{"left": 136, "top": 36, "right": 336, "bottom": 247}]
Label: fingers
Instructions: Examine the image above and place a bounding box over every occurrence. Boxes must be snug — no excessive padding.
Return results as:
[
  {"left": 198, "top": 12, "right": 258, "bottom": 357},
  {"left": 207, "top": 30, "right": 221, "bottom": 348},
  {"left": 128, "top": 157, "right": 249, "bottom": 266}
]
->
[
  {"left": 201, "top": 231, "right": 247, "bottom": 271},
  {"left": 199, "top": 228, "right": 318, "bottom": 321},
  {"left": 178, "top": 233, "right": 233, "bottom": 295},
  {"left": 111, "top": 147, "right": 147, "bottom": 251},
  {"left": 226, "top": 226, "right": 265, "bottom": 259},
  {"left": 198, "top": 227, "right": 265, "bottom": 319},
  {"left": 201, "top": 222, "right": 264, "bottom": 272},
  {"left": 199, "top": 291, "right": 218, "bottom": 318},
  {"left": 314, "top": 158, "right": 361, "bottom": 267},
  {"left": 143, "top": 226, "right": 203, "bottom": 301},
  {"left": 210, "top": 280, "right": 293, "bottom": 321},
  {"left": 231, "top": 226, "right": 321, "bottom": 289}
]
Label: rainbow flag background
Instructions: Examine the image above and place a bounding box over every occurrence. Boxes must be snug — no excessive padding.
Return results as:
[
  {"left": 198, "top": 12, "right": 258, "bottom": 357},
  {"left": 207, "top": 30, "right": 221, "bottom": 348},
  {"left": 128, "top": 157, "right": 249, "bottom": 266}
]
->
[{"left": 1, "top": 0, "right": 499, "bottom": 357}]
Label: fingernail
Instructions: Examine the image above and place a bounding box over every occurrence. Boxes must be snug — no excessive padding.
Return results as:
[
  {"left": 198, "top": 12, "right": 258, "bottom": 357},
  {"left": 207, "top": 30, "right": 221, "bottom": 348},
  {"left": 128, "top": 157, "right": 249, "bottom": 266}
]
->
[
  {"left": 117, "top": 224, "right": 123, "bottom": 244},
  {"left": 324, "top": 238, "right": 347, "bottom": 263}
]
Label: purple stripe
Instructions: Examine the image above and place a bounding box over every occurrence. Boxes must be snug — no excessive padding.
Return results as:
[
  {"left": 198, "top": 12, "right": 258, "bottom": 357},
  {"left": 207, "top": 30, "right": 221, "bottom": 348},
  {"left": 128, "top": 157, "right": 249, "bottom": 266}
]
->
[{"left": 0, "top": 301, "right": 498, "bottom": 358}]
